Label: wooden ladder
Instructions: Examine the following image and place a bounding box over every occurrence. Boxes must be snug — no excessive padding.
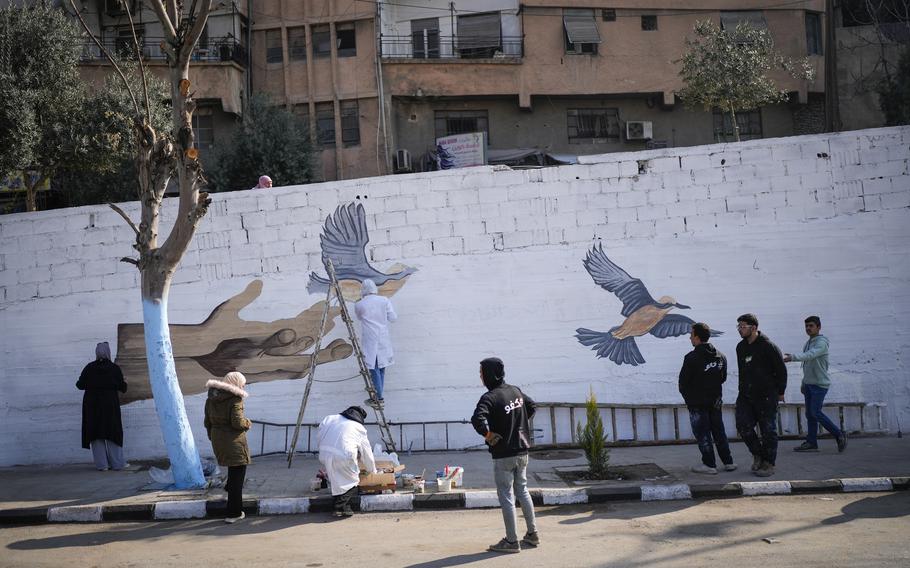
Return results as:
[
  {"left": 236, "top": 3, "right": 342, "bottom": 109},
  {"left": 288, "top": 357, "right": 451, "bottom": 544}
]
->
[{"left": 287, "top": 260, "right": 397, "bottom": 467}]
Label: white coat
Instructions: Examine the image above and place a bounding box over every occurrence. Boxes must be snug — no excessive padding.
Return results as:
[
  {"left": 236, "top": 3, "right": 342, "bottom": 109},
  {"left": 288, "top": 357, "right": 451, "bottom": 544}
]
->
[
  {"left": 354, "top": 293, "right": 397, "bottom": 369},
  {"left": 317, "top": 414, "right": 377, "bottom": 496}
]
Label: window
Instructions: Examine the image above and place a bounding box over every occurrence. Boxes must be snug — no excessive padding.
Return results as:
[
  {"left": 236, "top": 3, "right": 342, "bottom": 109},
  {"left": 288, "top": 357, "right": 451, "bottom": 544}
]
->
[
  {"left": 316, "top": 102, "right": 335, "bottom": 147},
  {"left": 641, "top": 15, "right": 657, "bottom": 31},
  {"left": 340, "top": 100, "right": 360, "bottom": 146},
  {"left": 336, "top": 23, "right": 356, "bottom": 57},
  {"left": 411, "top": 18, "right": 440, "bottom": 59},
  {"left": 713, "top": 109, "right": 762, "bottom": 142},
  {"left": 602, "top": 9, "right": 616, "bottom": 22},
  {"left": 288, "top": 27, "right": 306, "bottom": 60},
  {"left": 192, "top": 114, "right": 214, "bottom": 151},
  {"left": 434, "top": 110, "right": 489, "bottom": 141},
  {"left": 564, "top": 9, "right": 601, "bottom": 54},
  {"left": 115, "top": 26, "right": 144, "bottom": 59},
  {"left": 567, "top": 109, "right": 620, "bottom": 143},
  {"left": 806, "top": 12, "right": 822, "bottom": 55},
  {"left": 720, "top": 11, "right": 768, "bottom": 43},
  {"left": 312, "top": 25, "right": 331, "bottom": 57},
  {"left": 265, "top": 29, "right": 283, "bottom": 63},
  {"left": 457, "top": 12, "right": 502, "bottom": 59}
]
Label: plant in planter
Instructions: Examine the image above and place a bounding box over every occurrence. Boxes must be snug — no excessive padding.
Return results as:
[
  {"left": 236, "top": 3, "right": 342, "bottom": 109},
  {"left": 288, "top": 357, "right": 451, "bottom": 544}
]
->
[{"left": 576, "top": 389, "right": 610, "bottom": 478}]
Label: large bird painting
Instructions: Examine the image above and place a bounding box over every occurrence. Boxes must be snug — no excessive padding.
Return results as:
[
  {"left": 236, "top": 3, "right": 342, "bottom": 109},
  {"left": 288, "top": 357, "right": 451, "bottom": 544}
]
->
[
  {"left": 307, "top": 202, "right": 417, "bottom": 294},
  {"left": 575, "top": 244, "right": 721, "bottom": 366}
]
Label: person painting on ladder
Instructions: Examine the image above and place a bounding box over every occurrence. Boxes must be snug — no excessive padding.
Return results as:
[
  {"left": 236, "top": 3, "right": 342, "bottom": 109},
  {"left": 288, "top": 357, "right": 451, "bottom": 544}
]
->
[{"left": 354, "top": 279, "right": 397, "bottom": 408}]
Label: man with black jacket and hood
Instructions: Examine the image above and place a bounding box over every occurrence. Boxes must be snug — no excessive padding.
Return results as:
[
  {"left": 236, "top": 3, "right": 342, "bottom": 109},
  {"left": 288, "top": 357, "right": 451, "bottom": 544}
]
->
[
  {"left": 471, "top": 357, "right": 539, "bottom": 554},
  {"left": 679, "top": 323, "right": 736, "bottom": 474},
  {"left": 734, "top": 313, "right": 787, "bottom": 478}
]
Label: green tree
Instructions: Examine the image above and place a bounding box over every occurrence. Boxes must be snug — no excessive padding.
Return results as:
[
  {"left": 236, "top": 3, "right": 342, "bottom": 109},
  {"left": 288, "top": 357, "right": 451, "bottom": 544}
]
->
[
  {"left": 877, "top": 47, "right": 910, "bottom": 125},
  {"left": 576, "top": 388, "right": 610, "bottom": 478},
  {"left": 0, "top": 2, "right": 85, "bottom": 211},
  {"left": 208, "top": 95, "right": 315, "bottom": 191},
  {"left": 676, "top": 20, "right": 815, "bottom": 142}
]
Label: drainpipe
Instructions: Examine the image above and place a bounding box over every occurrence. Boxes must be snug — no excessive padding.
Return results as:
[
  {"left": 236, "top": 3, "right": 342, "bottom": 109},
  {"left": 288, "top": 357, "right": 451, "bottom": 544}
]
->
[
  {"left": 375, "top": 0, "right": 392, "bottom": 174},
  {"left": 246, "top": 0, "right": 252, "bottom": 114}
]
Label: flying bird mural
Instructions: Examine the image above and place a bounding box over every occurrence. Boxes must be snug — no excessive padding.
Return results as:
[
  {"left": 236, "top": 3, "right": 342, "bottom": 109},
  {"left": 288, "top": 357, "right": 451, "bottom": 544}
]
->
[
  {"left": 575, "top": 244, "right": 721, "bottom": 366},
  {"left": 307, "top": 202, "right": 417, "bottom": 294}
]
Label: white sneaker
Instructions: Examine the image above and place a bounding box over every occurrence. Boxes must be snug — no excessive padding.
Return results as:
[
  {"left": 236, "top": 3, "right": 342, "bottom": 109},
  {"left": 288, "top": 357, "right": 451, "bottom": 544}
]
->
[
  {"left": 723, "top": 463, "right": 738, "bottom": 472},
  {"left": 224, "top": 511, "right": 245, "bottom": 524},
  {"left": 691, "top": 464, "right": 718, "bottom": 475}
]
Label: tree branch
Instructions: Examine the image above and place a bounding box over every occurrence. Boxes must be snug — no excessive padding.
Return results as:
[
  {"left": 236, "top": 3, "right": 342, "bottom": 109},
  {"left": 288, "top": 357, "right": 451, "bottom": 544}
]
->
[
  {"left": 120, "top": 257, "right": 140, "bottom": 266},
  {"left": 181, "top": 0, "right": 214, "bottom": 62},
  {"left": 123, "top": 1, "right": 152, "bottom": 124},
  {"left": 109, "top": 202, "right": 140, "bottom": 236},
  {"left": 149, "top": 0, "right": 177, "bottom": 44}
]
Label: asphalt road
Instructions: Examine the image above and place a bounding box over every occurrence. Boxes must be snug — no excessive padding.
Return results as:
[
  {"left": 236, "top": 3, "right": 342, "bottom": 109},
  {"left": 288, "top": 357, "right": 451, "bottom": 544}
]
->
[{"left": 2, "top": 492, "right": 908, "bottom": 568}]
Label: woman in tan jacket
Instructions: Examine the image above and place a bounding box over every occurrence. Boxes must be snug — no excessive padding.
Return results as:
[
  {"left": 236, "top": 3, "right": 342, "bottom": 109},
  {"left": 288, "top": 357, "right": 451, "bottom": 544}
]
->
[{"left": 204, "top": 371, "right": 252, "bottom": 523}]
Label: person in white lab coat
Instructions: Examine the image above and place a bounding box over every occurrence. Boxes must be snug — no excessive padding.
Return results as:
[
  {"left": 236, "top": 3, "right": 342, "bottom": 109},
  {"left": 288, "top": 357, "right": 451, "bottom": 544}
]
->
[
  {"left": 317, "top": 406, "right": 377, "bottom": 517},
  {"left": 354, "top": 279, "right": 397, "bottom": 407}
]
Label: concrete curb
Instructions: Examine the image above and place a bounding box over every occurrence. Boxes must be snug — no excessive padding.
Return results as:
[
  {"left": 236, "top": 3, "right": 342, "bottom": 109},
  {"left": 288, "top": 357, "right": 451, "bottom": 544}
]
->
[{"left": 1, "top": 476, "right": 906, "bottom": 525}]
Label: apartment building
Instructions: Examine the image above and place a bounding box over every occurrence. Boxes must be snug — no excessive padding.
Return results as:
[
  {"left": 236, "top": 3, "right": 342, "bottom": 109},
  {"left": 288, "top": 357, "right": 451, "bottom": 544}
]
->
[
  {"left": 73, "top": 0, "right": 249, "bottom": 167},
  {"left": 380, "top": 0, "right": 828, "bottom": 170}
]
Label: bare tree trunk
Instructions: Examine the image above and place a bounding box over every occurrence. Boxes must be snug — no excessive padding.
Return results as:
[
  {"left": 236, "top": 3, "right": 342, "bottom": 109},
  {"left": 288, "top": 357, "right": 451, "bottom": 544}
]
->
[{"left": 729, "top": 106, "right": 741, "bottom": 142}]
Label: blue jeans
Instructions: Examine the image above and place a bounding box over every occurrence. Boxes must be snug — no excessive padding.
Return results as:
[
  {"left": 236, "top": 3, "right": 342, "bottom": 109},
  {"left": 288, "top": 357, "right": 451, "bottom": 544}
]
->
[
  {"left": 493, "top": 454, "right": 537, "bottom": 543},
  {"left": 803, "top": 384, "right": 842, "bottom": 445},
  {"left": 689, "top": 405, "right": 733, "bottom": 469},
  {"left": 736, "top": 395, "right": 779, "bottom": 466},
  {"left": 369, "top": 363, "right": 385, "bottom": 399}
]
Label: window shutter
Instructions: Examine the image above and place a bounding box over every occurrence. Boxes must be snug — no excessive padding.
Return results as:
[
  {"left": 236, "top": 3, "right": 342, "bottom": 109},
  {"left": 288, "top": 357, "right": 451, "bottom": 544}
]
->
[
  {"left": 457, "top": 12, "right": 502, "bottom": 49},
  {"left": 564, "top": 9, "right": 601, "bottom": 44}
]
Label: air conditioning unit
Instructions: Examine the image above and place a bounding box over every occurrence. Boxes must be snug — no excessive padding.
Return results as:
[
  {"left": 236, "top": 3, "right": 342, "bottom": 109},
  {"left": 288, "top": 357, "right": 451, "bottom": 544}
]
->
[
  {"left": 394, "top": 149, "right": 412, "bottom": 173},
  {"left": 625, "top": 121, "right": 653, "bottom": 141}
]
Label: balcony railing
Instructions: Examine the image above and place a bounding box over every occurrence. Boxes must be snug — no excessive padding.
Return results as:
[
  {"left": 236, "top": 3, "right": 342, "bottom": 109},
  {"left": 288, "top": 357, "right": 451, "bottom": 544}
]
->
[
  {"left": 380, "top": 34, "right": 523, "bottom": 60},
  {"left": 80, "top": 36, "right": 248, "bottom": 66}
]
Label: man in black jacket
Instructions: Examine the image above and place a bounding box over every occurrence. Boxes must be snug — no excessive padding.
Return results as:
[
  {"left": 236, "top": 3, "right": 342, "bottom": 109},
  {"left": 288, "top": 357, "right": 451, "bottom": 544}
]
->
[
  {"left": 471, "top": 357, "right": 538, "bottom": 554},
  {"left": 734, "top": 313, "right": 787, "bottom": 477},
  {"left": 679, "top": 323, "right": 736, "bottom": 474}
]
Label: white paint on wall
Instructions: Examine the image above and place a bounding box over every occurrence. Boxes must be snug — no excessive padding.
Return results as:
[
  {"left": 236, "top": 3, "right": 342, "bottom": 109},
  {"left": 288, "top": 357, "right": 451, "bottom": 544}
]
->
[{"left": 1, "top": 127, "right": 908, "bottom": 466}]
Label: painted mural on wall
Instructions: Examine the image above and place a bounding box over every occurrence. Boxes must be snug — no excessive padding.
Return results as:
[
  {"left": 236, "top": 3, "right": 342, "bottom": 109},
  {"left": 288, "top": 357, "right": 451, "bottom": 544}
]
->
[
  {"left": 116, "top": 202, "right": 415, "bottom": 404},
  {"left": 575, "top": 244, "right": 721, "bottom": 366}
]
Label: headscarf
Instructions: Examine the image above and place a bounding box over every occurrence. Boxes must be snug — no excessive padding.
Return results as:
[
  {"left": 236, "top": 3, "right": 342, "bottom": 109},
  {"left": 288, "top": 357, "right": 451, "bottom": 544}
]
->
[
  {"left": 204, "top": 371, "right": 249, "bottom": 398},
  {"left": 360, "top": 279, "right": 378, "bottom": 297},
  {"left": 257, "top": 175, "right": 272, "bottom": 188},
  {"left": 95, "top": 342, "right": 112, "bottom": 361},
  {"left": 340, "top": 405, "right": 367, "bottom": 424},
  {"left": 480, "top": 357, "right": 505, "bottom": 390}
]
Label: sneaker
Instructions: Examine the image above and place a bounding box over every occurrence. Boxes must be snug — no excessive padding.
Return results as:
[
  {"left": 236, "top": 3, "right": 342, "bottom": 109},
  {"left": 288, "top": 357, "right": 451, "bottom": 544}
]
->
[
  {"left": 723, "top": 463, "right": 738, "bottom": 472},
  {"left": 342, "top": 507, "right": 354, "bottom": 517},
  {"left": 364, "top": 398, "right": 383, "bottom": 409},
  {"left": 333, "top": 510, "right": 344, "bottom": 517},
  {"left": 794, "top": 442, "right": 819, "bottom": 452},
  {"left": 488, "top": 538, "right": 520, "bottom": 554},
  {"left": 751, "top": 456, "right": 763, "bottom": 471},
  {"left": 224, "top": 511, "right": 245, "bottom": 524},
  {"left": 520, "top": 532, "right": 540, "bottom": 548},
  {"left": 691, "top": 463, "right": 718, "bottom": 475},
  {"left": 836, "top": 433, "right": 848, "bottom": 453},
  {"left": 754, "top": 463, "right": 775, "bottom": 477}
]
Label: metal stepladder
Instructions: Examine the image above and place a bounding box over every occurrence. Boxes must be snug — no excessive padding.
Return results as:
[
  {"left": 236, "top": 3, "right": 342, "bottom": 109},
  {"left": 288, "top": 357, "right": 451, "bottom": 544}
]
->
[{"left": 287, "top": 260, "right": 397, "bottom": 467}]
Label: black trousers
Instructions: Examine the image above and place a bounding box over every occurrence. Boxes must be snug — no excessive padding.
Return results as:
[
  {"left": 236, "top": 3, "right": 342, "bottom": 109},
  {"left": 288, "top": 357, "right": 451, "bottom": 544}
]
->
[
  {"left": 735, "top": 395, "right": 779, "bottom": 466},
  {"left": 226, "top": 465, "right": 246, "bottom": 517},
  {"left": 333, "top": 486, "right": 358, "bottom": 513}
]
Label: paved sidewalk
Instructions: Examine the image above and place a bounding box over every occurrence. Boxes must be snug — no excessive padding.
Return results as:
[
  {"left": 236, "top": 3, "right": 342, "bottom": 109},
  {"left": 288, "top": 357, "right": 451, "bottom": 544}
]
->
[{"left": 1, "top": 436, "right": 907, "bottom": 524}]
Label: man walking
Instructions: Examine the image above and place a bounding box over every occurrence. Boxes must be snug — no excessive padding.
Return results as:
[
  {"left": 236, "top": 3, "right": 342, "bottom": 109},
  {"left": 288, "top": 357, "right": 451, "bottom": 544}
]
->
[
  {"left": 785, "top": 316, "right": 847, "bottom": 453},
  {"left": 679, "top": 323, "right": 736, "bottom": 474},
  {"left": 471, "top": 357, "right": 539, "bottom": 554},
  {"left": 355, "top": 279, "right": 397, "bottom": 408},
  {"left": 735, "top": 313, "right": 787, "bottom": 477}
]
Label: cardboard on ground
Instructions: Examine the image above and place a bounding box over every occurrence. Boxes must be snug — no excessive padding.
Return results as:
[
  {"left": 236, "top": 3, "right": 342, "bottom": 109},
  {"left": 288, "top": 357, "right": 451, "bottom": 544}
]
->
[{"left": 359, "top": 460, "right": 405, "bottom": 493}]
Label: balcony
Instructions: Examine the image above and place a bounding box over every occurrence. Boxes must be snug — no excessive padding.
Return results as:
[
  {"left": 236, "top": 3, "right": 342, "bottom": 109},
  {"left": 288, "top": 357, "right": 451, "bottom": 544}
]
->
[
  {"left": 80, "top": 36, "right": 248, "bottom": 67},
  {"left": 380, "top": 34, "right": 523, "bottom": 61}
]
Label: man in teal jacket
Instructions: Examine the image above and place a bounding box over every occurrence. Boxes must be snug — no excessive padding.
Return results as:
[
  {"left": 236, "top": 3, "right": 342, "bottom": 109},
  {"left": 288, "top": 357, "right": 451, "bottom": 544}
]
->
[{"left": 784, "top": 316, "right": 847, "bottom": 453}]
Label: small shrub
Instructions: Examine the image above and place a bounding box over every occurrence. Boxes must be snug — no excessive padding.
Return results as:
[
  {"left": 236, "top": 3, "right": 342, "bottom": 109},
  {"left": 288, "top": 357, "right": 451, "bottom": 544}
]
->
[{"left": 576, "top": 388, "right": 610, "bottom": 478}]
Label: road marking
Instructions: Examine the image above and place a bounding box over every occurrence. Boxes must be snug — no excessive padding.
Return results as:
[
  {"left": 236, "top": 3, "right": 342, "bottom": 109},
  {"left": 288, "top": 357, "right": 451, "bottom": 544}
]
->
[
  {"left": 641, "top": 484, "right": 692, "bottom": 501},
  {"left": 47, "top": 505, "right": 103, "bottom": 522},
  {"left": 258, "top": 497, "right": 310, "bottom": 515},
  {"left": 154, "top": 500, "right": 207, "bottom": 519}
]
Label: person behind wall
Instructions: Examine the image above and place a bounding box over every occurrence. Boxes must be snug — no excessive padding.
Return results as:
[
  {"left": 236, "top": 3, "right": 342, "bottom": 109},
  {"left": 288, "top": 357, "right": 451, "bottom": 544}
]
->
[
  {"left": 679, "top": 323, "right": 737, "bottom": 475},
  {"left": 252, "top": 175, "right": 272, "bottom": 190},
  {"left": 471, "top": 357, "right": 539, "bottom": 554},
  {"left": 204, "top": 371, "right": 252, "bottom": 524},
  {"left": 734, "top": 313, "right": 787, "bottom": 478},
  {"left": 354, "top": 279, "right": 397, "bottom": 408},
  {"left": 77, "top": 341, "right": 128, "bottom": 471},
  {"left": 784, "top": 316, "right": 847, "bottom": 453},
  {"left": 317, "top": 406, "right": 378, "bottom": 517}
]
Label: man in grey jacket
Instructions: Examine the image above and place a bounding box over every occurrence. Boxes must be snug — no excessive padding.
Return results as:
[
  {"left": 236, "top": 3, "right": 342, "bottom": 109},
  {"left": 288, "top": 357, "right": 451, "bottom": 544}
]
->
[{"left": 784, "top": 316, "right": 847, "bottom": 453}]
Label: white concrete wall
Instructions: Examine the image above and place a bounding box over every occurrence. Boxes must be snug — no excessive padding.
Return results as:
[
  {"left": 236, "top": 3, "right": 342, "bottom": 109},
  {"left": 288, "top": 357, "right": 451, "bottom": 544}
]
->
[{"left": 1, "top": 126, "right": 908, "bottom": 466}]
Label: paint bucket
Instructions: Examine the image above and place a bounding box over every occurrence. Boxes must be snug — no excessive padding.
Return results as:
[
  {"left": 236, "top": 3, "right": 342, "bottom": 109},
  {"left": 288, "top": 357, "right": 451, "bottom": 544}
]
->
[
  {"left": 415, "top": 479, "right": 425, "bottom": 493},
  {"left": 437, "top": 477, "right": 452, "bottom": 492}
]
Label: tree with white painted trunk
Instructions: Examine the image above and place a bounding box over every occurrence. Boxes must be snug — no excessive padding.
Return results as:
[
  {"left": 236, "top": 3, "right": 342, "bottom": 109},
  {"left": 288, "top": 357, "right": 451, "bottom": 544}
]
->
[{"left": 69, "top": 0, "right": 214, "bottom": 488}]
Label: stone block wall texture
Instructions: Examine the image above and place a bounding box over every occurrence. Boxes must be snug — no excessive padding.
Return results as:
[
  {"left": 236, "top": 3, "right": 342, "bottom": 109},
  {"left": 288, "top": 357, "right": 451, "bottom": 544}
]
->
[{"left": 1, "top": 126, "right": 908, "bottom": 465}]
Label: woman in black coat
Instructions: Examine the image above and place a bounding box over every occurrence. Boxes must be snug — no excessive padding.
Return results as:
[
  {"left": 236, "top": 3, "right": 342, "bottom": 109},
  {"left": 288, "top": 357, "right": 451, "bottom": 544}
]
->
[{"left": 77, "top": 342, "right": 128, "bottom": 470}]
